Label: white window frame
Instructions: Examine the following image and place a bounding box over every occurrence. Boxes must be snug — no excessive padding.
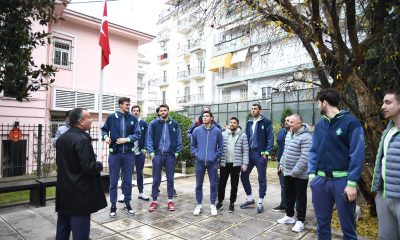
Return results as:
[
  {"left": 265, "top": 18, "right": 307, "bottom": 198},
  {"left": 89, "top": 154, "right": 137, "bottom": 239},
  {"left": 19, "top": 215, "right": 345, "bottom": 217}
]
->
[{"left": 53, "top": 38, "right": 72, "bottom": 69}]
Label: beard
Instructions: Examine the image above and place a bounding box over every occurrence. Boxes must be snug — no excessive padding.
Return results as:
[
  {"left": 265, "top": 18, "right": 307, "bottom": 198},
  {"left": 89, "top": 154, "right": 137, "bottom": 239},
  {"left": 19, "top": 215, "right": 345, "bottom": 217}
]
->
[{"left": 320, "top": 109, "right": 327, "bottom": 115}]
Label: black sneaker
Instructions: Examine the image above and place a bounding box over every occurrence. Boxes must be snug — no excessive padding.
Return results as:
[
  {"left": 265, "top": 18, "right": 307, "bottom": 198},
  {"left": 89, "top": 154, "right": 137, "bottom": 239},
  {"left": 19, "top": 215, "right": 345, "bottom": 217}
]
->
[
  {"left": 216, "top": 202, "right": 223, "bottom": 211},
  {"left": 272, "top": 205, "right": 285, "bottom": 212},
  {"left": 124, "top": 204, "right": 135, "bottom": 215},
  {"left": 109, "top": 206, "right": 117, "bottom": 217},
  {"left": 228, "top": 204, "right": 234, "bottom": 213}
]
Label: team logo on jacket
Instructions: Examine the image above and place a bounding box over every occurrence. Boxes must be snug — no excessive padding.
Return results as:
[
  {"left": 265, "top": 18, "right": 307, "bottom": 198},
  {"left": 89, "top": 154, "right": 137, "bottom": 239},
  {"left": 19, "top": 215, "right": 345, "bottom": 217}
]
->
[
  {"left": 141, "top": 126, "right": 144, "bottom": 130},
  {"left": 336, "top": 128, "right": 343, "bottom": 136},
  {"left": 131, "top": 121, "right": 134, "bottom": 125},
  {"left": 173, "top": 128, "right": 176, "bottom": 132},
  {"left": 261, "top": 125, "right": 264, "bottom": 130}
]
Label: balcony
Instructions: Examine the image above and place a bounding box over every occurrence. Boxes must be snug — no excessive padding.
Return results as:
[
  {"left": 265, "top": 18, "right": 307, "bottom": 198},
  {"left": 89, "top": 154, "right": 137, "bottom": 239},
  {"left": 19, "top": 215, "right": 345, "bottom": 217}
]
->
[
  {"left": 156, "top": 77, "right": 169, "bottom": 87},
  {"left": 157, "top": 53, "right": 169, "bottom": 65},
  {"left": 137, "top": 80, "right": 146, "bottom": 89},
  {"left": 176, "top": 94, "right": 205, "bottom": 105},
  {"left": 177, "top": 45, "right": 190, "bottom": 57},
  {"left": 157, "top": 28, "right": 170, "bottom": 42},
  {"left": 155, "top": 99, "right": 168, "bottom": 105},
  {"left": 189, "top": 39, "right": 206, "bottom": 53},
  {"left": 189, "top": 67, "right": 205, "bottom": 80},
  {"left": 177, "top": 70, "right": 190, "bottom": 83},
  {"left": 158, "top": 8, "right": 174, "bottom": 23},
  {"left": 177, "top": 14, "right": 200, "bottom": 34}
]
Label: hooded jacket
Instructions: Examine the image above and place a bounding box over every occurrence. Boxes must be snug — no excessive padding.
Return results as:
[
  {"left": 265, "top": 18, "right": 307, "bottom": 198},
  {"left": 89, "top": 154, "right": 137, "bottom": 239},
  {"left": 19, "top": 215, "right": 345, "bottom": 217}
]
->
[
  {"left": 146, "top": 116, "right": 182, "bottom": 155},
  {"left": 280, "top": 124, "right": 312, "bottom": 179},
  {"left": 245, "top": 115, "right": 274, "bottom": 155},
  {"left": 190, "top": 124, "right": 224, "bottom": 166},
  {"left": 220, "top": 128, "right": 249, "bottom": 167}
]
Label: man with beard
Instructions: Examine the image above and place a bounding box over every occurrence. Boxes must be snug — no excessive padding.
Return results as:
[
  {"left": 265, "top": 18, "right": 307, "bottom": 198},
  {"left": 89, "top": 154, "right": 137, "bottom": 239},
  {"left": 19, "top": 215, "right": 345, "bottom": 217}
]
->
[
  {"left": 371, "top": 89, "right": 400, "bottom": 240},
  {"left": 308, "top": 89, "right": 365, "bottom": 239},
  {"left": 217, "top": 117, "right": 248, "bottom": 212}
]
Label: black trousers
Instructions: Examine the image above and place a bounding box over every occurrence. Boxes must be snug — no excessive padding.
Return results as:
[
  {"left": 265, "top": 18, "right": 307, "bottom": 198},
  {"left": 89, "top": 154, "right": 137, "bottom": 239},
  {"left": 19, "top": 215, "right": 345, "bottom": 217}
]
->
[
  {"left": 218, "top": 163, "right": 241, "bottom": 204},
  {"left": 284, "top": 176, "right": 308, "bottom": 222}
]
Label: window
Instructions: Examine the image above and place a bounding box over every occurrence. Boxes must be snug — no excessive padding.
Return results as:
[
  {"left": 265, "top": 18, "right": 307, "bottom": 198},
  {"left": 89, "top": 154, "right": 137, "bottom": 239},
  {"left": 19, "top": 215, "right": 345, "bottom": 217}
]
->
[
  {"left": 163, "top": 71, "right": 167, "bottom": 82},
  {"left": 138, "top": 74, "right": 144, "bottom": 86},
  {"left": 260, "top": 53, "right": 270, "bottom": 71},
  {"left": 162, "top": 91, "right": 166, "bottom": 103},
  {"left": 267, "top": 87, "right": 272, "bottom": 98},
  {"left": 240, "top": 88, "right": 248, "bottom": 100},
  {"left": 137, "top": 91, "right": 143, "bottom": 101},
  {"left": 261, "top": 87, "right": 266, "bottom": 98},
  {"left": 184, "top": 87, "right": 190, "bottom": 102},
  {"left": 222, "top": 90, "right": 231, "bottom": 102},
  {"left": 53, "top": 38, "right": 72, "bottom": 69}
]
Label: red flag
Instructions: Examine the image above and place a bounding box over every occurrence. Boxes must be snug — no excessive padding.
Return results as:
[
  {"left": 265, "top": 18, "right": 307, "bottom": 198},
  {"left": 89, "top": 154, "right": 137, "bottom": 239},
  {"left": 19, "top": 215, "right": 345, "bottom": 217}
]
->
[{"left": 99, "top": 0, "right": 110, "bottom": 69}]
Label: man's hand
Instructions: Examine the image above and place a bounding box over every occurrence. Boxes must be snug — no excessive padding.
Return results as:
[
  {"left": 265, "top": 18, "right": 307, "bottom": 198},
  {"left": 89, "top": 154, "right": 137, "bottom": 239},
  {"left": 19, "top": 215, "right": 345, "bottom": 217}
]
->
[
  {"left": 344, "top": 186, "right": 357, "bottom": 202},
  {"left": 105, "top": 137, "right": 111, "bottom": 145},
  {"left": 278, "top": 165, "right": 283, "bottom": 174},
  {"left": 242, "top": 164, "right": 248, "bottom": 172},
  {"left": 116, "top": 138, "right": 128, "bottom": 144}
]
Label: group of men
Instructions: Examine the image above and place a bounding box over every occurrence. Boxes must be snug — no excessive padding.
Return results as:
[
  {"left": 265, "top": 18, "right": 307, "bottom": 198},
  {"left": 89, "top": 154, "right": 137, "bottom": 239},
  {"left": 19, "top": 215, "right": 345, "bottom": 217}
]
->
[{"left": 54, "top": 88, "right": 400, "bottom": 240}]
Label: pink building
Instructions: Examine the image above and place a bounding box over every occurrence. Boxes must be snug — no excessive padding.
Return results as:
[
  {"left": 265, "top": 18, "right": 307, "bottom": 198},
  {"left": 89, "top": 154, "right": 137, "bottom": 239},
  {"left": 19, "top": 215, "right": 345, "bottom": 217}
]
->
[{"left": 0, "top": 3, "right": 154, "bottom": 178}]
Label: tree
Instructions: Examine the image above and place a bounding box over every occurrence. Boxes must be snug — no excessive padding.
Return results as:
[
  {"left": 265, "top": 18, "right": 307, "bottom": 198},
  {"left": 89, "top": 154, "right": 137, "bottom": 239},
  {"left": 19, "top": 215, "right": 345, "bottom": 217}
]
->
[
  {"left": 186, "top": 0, "right": 400, "bottom": 214},
  {"left": 280, "top": 108, "right": 293, "bottom": 128},
  {"left": 0, "top": 0, "right": 65, "bottom": 101}
]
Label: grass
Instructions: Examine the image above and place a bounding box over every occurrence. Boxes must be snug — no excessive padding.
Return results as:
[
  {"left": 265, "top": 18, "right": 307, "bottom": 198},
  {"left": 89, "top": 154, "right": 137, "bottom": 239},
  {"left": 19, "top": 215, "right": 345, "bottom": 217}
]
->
[{"left": 0, "top": 187, "right": 55, "bottom": 205}]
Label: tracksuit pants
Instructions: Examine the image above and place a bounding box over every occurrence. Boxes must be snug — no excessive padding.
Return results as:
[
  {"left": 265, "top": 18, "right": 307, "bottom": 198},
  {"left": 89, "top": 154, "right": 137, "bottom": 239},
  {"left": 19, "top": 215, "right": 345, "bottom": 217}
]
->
[
  {"left": 241, "top": 151, "right": 267, "bottom": 199},
  {"left": 278, "top": 167, "right": 286, "bottom": 208},
  {"left": 151, "top": 154, "right": 176, "bottom": 201},
  {"left": 195, "top": 160, "right": 218, "bottom": 205},
  {"left": 310, "top": 176, "right": 357, "bottom": 240},
  {"left": 56, "top": 214, "right": 90, "bottom": 240},
  {"left": 284, "top": 176, "right": 308, "bottom": 222},
  {"left": 218, "top": 163, "right": 241, "bottom": 204},
  {"left": 135, "top": 152, "right": 146, "bottom": 194},
  {"left": 375, "top": 191, "right": 400, "bottom": 240},
  {"left": 109, "top": 152, "right": 135, "bottom": 205}
]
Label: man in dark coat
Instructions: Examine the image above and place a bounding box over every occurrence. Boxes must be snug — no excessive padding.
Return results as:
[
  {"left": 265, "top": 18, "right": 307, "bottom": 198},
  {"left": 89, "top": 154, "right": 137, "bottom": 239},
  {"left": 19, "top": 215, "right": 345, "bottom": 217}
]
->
[{"left": 56, "top": 107, "right": 107, "bottom": 239}]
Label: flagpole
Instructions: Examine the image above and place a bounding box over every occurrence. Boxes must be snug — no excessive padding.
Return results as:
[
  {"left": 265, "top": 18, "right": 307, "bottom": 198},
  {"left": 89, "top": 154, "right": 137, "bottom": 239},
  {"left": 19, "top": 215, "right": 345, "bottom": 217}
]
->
[{"left": 97, "top": 69, "right": 104, "bottom": 161}]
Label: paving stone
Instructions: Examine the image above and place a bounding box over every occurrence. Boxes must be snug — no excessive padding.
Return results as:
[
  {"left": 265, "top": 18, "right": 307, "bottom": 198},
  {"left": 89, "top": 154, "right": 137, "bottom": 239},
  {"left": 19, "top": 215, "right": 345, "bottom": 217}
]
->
[
  {"left": 97, "top": 234, "right": 130, "bottom": 240},
  {"left": 195, "top": 212, "right": 248, "bottom": 232},
  {"left": 220, "top": 217, "right": 275, "bottom": 239},
  {"left": 103, "top": 217, "right": 143, "bottom": 232},
  {"left": 173, "top": 211, "right": 210, "bottom": 224},
  {"left": 0, "top": 217, "right": 24, "bottom": 240},
  {"left": 171, "top": 224, "right": 215, "bottom": 240},
  {"left": 120, "top": 225, "right": 166, "bottom": 239},
  {"left": 268, "top": 223, "right": 308, "bottom": 239},
  {"left": 152, "top": 233, "right": 185, "bottom": 240},
  {"left": 133, "top": 210, "right": 168, "bottom": 224},
  {"left": 90, "top": 222, "right": 116, "bottom": 239},
  {"left": 151, "top": 218, "right": 189, "bottom": 232},
  {"left": 252, "top": 231, "right": 296, "bottom": 240},
  {"left": 202, "top": 233, "right": 240, "bottom": 240}
]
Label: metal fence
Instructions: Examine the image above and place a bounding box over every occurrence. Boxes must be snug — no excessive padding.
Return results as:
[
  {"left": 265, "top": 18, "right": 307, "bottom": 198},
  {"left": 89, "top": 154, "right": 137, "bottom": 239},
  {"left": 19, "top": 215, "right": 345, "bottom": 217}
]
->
[
  {"left": 0, "top": 122, "right": 112, "bottom": 180},
  {"left": 180, "top": 88, "right": 321, "bottom": 127}
]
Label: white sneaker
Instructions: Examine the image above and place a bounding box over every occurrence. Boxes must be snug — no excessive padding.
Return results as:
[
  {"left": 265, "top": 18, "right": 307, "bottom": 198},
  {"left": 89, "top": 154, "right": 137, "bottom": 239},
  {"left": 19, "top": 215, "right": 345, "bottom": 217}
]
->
[
  {"left": 210, "top": 205, "right": 218, "bottom": 216},
  {"left": 292, "top": 221, "right": 304, "bottom": 232},
  {"left": 277, "top": 215, "right": 296, "bottom": 224},
  {"left": 118, "top": 194, "right": 125, "bottom": 203},
  {"left": 193, "top": 205, "right": 202, "bottom": 216}
]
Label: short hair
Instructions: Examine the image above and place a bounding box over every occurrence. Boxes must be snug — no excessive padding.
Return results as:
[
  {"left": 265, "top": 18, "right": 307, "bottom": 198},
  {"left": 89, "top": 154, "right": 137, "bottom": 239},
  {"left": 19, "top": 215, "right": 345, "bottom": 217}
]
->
[
  {"left": 316, "top": 89, "right": 340, "bottom": 107},
  {"left": 159, "top": 104, "right": 169, "bottom": 111},
  {"left": 118, "top": 97, "right": 131, "bottom": 105},
  {"left": 131, "top": 105, "right": 140, "bottom": 112},
  {"left": 252, "top": 103, "right": 262, "bottom": 110},
  {"left": 69, "top": 108, "right": 86, "bottom": 126},
  {"left": 203, "top": 111, "right": 213, "bottom": 118},
  {"left": 290, "top": 114, "right": 303, "bottom": 123},
  {"left": 156, "top": 107, "right": 160, "bottom": 113},
  {"left": 384, "top": 89, "right": 400, "bottom": 103},
  {"left": 230, "top": 117, "right": 239, "bottom": 123}
]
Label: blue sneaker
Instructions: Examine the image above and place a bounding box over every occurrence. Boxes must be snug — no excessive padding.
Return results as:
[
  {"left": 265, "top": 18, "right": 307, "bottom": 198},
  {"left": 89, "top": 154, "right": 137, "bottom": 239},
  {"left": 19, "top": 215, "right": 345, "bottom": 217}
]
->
[
  {"left": 240, "top": 200, "right": 255, "bottom": 209},
  {"left": 257, "top": 204, "right": 264, "bottom": 213}
]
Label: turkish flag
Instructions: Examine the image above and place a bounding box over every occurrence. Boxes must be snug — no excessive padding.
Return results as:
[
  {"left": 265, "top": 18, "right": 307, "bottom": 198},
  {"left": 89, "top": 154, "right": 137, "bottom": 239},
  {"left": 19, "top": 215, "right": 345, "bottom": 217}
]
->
[{"left": 99, "top": 0, "right": 110, "bottom": 69}]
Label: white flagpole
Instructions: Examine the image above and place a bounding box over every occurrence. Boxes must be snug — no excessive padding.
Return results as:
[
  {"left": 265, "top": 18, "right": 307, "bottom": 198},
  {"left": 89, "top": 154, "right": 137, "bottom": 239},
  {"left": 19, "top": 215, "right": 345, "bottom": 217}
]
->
[{"left": 97, "top": 69, "right": 104, "bottom": 161}]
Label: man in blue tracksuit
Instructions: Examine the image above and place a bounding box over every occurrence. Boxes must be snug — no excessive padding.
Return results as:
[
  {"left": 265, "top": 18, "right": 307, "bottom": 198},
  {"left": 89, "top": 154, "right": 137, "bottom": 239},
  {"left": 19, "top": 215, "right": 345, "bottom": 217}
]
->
[
  {"left": 371, "top": 89, "right": 400, "bottom": 240},
  {"left": 147, "top": 104, "right": 182, "bottom": 212},
  {"left": 240, "top": 103, "right": 274, "bottom": 213},
  {"left": 101, "top": 97, "right": 141, "bottom": 217},
  {"left": 308, "top": 89, "right": 365, "bottom": 240},
  {"left": 190, "top": 111, "right": 224, "bottom": 216}
]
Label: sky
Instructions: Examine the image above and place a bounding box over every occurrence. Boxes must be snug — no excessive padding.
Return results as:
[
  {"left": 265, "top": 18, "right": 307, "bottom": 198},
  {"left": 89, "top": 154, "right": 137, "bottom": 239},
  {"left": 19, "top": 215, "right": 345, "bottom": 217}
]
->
[{"left": 68, "top": 0, "right": 165, "bottom": 55}]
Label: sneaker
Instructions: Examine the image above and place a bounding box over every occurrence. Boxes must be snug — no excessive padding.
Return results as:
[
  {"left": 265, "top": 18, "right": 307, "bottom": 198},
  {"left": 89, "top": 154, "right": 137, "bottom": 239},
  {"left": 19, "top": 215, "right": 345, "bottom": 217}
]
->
[
  {"left": 167, "top": 201, "right": 176, "bottom": 211},
  {"left": 216, "top": 202, "right": 223, "bottom": 211},
  {"left": 149, "top": 201, "right": 158, "bottom": 212},
  {"left": 210, "top": 205, "right": 218, "bottom": 216},
  {"left": 118, "top": 194, "right": 125, "bottom": 203},
  {"left": 109, "top": 206, "right": 117, "bottom": 217},
  {"left": 292, "top": 221, "right": 305, "bottom": 233},
  {"left": 228, "top": 204, "right": 234, "bottom": 213},
  {"left": 277, "top": 215, "right": 296, "bottom": 224},
  {"left": 138, "top": 194, "right": 150, "bottom": 201},
  {"left": 173, "top": 189, "right": 178, "bottom": 198},
  {"left": 240, "top": 199, "right": 255, "bottom": 209},
  {"left": 257, "top": 204, "right": 264, "bottom": 213},
  {"left": 193, "top": 205, "right": 202, "bottom": 216},
  {"left": 272, "top": 205, "right": 285, "bottom": 212},
  {"left": 124, "top": 204, "right": 135, "bottom": 215}
]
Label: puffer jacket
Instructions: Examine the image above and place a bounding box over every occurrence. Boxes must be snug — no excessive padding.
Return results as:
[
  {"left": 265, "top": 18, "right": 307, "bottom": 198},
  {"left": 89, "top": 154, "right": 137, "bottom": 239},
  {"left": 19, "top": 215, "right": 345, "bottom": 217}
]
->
[
  {"left": 280, "top": 124, "right": 312, "bottom": 179},
  {"left": 371, "top": 121, "right": 400, "bottom": 198},
  {"left": 220, "top": 128, "right": 249, "bottom": 167}
]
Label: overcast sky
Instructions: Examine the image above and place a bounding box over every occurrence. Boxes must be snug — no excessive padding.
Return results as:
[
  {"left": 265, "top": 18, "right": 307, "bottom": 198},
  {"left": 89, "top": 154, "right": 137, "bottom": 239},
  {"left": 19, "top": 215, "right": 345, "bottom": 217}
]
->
[{"left": 68, "top": 0, "right": 165, "bottom": 55}]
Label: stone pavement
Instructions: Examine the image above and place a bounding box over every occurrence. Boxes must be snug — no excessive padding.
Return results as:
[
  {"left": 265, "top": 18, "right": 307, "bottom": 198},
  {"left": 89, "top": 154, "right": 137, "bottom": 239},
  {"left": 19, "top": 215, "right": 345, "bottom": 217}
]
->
[{"left": 0, "top": 168, "right": 364, "bottom": 239}]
